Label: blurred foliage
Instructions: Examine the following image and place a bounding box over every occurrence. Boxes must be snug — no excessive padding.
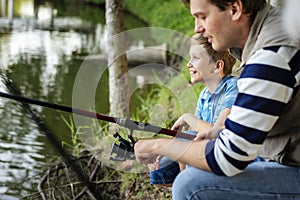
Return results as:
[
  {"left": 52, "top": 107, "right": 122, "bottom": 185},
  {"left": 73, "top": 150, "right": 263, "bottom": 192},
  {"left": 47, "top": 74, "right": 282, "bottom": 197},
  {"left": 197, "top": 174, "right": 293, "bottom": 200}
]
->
[
  {"left": 87, "top": 0, "right": 106, "bottom": 5},
  {"left": 124, "top": 0, "right": 194, "bottom": 35},
  {"left": 87, "top": 0, "right": 194, "bottom": 35}
]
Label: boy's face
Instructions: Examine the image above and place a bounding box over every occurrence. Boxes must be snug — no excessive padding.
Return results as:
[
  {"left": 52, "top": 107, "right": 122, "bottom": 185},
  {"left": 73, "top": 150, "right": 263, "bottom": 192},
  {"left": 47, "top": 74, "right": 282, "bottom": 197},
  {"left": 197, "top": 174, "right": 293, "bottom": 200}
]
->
[
  {"left": 190, "top": 0, "right": 241, "bottom": 51},
  {"left": 187, "top": 44, "right": 215, "bottom": 84}
]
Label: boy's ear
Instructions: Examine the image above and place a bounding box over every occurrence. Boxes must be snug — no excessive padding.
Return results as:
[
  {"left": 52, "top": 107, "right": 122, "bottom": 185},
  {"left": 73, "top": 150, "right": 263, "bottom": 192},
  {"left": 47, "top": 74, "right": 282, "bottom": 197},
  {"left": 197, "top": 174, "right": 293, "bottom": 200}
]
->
[
  {"left": 213, "top": 60, "right": 224, "bottom": 73},
  {"left": 230, "top": 0, "right": 243, "bottom": 21}
]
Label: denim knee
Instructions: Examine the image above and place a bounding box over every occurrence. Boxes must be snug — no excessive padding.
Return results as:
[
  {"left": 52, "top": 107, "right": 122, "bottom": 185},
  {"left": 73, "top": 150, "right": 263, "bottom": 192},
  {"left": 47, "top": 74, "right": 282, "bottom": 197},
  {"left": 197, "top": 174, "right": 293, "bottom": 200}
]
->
[
  {"left": 172, "top": 167, "right": 198, "bottom": 199},
  {"left": 173, "top": 162, "right": 300, "bottom": 200},
  {"left": 150, "top": 160, "right": 180, "bottom": 185}
]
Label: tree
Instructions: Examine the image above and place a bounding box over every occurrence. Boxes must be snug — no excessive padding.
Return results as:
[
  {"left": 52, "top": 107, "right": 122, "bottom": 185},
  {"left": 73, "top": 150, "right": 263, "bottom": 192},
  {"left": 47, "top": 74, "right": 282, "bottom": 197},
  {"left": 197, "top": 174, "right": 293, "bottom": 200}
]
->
[{"left": 105, "top": 0, "right": 130, "bottom": 124}]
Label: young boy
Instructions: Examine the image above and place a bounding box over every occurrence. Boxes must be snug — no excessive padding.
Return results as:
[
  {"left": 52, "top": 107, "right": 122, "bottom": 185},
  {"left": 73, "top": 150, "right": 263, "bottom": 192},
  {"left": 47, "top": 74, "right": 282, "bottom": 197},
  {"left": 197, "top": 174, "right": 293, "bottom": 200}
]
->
[{"left": 149, "top": 33, "right": 238, "bottom": 186}]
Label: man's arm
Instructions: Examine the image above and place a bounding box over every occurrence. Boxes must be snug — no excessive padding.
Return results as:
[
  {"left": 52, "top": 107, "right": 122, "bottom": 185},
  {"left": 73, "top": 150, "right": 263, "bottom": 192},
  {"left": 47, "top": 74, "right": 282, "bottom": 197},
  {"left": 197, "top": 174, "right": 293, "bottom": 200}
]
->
[
  {"left": 205, "top": 47, "right": 297, "bottom": 176},
  {"left": 134, "top": 138, "right": 211, "bottom": 171},
  {"left": 195, "top": 108, "right": 231, "bottom": 140}
]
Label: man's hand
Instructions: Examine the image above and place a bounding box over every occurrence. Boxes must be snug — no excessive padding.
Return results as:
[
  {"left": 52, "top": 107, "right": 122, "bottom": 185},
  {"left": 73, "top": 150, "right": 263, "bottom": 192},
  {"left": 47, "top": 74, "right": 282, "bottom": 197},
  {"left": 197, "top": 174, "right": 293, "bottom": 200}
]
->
[
  {"left": 134, "top": 139, "right": 160, "bottom": 164},
  {"left": 194, "top": 127, "right": 222, "bottom": 141}
]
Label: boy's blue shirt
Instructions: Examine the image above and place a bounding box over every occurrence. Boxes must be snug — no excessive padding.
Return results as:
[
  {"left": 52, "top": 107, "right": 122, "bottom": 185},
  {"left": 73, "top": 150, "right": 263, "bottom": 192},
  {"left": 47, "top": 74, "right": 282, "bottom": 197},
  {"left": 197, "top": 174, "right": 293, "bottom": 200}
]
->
[{"left": 195, "top": 75, "right": 239, "bottom": 124}]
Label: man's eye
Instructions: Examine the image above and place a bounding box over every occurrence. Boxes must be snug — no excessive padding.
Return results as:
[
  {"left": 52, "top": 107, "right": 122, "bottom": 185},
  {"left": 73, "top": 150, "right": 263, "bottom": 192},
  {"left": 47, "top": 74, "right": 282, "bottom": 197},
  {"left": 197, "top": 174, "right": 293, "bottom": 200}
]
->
[{"left": 197, "top": 15, "right": 206, "bottom": 20}]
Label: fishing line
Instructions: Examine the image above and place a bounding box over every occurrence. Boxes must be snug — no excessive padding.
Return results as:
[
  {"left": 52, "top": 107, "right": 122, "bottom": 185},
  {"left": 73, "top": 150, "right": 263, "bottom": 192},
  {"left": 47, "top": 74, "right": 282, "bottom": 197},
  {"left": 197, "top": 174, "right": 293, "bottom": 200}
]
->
[{"left": 0, "top": 83, "right": 195, "bottom": 140}]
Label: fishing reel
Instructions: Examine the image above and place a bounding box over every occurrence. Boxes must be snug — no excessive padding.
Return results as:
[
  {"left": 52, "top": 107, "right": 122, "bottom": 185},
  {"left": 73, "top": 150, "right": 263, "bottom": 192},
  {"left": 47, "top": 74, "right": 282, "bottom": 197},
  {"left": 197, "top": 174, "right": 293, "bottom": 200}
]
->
[{"left": 110, "top": 132, "right": 136, "bottom": 161}]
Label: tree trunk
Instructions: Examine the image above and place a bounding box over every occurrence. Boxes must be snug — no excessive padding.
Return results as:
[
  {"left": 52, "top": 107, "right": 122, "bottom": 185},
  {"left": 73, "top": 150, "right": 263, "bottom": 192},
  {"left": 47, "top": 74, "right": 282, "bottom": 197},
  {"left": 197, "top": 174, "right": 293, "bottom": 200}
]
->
[{"left": 105, "top": 0, "right": 130, "bottom": 123}]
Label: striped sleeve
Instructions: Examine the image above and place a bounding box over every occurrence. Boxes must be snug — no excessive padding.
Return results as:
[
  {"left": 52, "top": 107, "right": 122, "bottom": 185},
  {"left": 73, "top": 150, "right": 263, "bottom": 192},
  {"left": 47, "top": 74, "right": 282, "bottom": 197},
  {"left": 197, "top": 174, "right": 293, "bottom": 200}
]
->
[{"left": 206, "top": 46, "right": 300, "bottom": 176}]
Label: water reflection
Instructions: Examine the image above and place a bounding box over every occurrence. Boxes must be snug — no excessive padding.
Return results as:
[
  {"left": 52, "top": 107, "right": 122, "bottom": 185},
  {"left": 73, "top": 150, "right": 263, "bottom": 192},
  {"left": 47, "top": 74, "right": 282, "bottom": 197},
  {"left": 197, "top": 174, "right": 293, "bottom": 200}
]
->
[
  {"left": 0, "top": 91, "right": 45, "bottom": 196},
  {"left": 3, "top": 31, "right": 94, "bottom": 96},
  {"left": 0, "top": 0, "right": 159, "bottom": 197},
  {"left": 0, "top": 0, "right": 107, "bottom": 197}
]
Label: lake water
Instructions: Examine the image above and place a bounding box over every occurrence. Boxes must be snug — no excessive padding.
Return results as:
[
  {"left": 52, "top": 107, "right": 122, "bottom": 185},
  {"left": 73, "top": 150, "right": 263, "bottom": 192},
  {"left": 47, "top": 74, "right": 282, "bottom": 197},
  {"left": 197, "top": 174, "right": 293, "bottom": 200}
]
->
[
  {"left": 0, "top": 0, "right": 196, "bottom": 198},
  {"left": 0, "top": 0, "right": 149, "bottom": 197}
]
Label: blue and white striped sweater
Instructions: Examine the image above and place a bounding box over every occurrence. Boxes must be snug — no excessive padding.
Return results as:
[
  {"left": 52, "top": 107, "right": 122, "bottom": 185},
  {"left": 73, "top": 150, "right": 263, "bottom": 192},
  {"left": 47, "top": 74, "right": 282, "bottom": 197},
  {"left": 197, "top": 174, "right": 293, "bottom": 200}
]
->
[{"left": 206, "top": 45, "right": 300, "bottom": 176}]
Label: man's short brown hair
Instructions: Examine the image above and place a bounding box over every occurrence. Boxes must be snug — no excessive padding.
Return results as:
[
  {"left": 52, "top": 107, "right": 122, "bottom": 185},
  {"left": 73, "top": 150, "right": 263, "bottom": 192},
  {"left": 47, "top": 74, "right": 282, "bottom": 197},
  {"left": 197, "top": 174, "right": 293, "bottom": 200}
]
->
[{"left": 181, "top": 0, "right": 266, "bottom": 22}]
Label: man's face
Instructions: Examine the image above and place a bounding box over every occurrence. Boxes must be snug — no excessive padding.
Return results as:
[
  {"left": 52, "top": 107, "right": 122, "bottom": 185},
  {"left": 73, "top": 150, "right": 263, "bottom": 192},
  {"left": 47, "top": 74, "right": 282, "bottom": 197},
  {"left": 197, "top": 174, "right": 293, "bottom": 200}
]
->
[{"left": 190, "top": 0, "right": 236, "bottom": 51}]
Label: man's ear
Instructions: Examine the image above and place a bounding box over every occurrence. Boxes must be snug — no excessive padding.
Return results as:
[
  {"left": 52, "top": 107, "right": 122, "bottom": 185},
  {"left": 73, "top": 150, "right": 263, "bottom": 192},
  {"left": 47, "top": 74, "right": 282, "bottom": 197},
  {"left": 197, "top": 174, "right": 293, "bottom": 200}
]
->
[{"left": 231, "top": 0, "right": 243, "bottom": 21}]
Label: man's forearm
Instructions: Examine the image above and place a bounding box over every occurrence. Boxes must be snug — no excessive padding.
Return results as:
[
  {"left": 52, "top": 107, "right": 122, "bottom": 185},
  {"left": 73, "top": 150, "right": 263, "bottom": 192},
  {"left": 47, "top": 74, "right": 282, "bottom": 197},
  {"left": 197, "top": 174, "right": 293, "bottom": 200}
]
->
[{"left": 155, "top": 138, "right": 211, "bottom": 171}]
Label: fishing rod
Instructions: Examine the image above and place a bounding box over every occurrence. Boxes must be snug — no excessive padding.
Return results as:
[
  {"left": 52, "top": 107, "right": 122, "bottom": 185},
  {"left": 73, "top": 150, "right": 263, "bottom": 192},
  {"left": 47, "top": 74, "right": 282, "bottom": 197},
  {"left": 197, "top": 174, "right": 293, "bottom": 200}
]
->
[
  {"left": 0, "top": 90, "right": 194, "bottom": 140},
  {"left": 0, "top": 75, "right": 195, "bottom": 162}
]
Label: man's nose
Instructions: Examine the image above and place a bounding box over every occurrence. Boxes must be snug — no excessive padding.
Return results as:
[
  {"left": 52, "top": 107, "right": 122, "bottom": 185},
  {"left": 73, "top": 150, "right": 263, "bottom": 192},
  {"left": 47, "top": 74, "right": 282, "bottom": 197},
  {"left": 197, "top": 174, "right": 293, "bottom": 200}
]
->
[{"left": 194, "top": 19, "right": 205, "bottom": 33}]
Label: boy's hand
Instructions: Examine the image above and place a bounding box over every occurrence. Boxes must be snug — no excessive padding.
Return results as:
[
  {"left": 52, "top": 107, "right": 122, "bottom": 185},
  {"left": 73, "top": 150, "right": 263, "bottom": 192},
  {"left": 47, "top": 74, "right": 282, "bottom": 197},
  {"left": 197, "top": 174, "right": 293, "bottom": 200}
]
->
[
  {"left": 171, "top": 114, "right": 190, "bottom": 132},
  {"left": 147, "top": 155, "right": 163, "bottom": 171}
]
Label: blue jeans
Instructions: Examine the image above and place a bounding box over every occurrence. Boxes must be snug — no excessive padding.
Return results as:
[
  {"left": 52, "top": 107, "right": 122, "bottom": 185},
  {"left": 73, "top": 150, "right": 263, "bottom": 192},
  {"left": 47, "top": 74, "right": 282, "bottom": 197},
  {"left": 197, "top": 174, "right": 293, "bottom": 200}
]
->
[
  {"left": 172, "top": 161, "right": 300, "bottom": 200},
  {"left": 150, "top": 156, "right": 180, "bottom": 184},
  {"left": 149, "top": 130, "right": 197, "bottom": 185}
]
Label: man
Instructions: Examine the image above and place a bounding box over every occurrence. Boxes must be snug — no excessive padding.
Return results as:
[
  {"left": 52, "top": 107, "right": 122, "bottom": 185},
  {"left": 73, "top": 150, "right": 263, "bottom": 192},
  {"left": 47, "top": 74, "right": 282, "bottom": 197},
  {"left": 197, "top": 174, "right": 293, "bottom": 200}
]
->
[{"left": 134, "top": 0, "right": 300, "bottom": 199}]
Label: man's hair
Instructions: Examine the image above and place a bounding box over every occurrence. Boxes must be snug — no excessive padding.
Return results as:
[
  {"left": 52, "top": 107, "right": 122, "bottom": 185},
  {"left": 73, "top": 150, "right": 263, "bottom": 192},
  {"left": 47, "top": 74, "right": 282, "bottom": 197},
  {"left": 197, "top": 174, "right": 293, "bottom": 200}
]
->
[
  {"left": 181, "top": 0, "right": 266, "bottom": 22},
  {"left": 191, "top": 34, "right": 236, "bottom": 76}
]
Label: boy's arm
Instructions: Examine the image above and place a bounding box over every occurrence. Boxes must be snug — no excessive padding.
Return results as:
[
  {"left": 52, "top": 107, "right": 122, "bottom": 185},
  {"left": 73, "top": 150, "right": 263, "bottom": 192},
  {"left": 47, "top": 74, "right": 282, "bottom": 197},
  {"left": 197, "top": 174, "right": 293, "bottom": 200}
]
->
[
  {"left": 171, "top": 113, "right": 212, "bottom": 132},
  {"left": 172, "top": 108, "right": 231, "bottom": 139}
]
